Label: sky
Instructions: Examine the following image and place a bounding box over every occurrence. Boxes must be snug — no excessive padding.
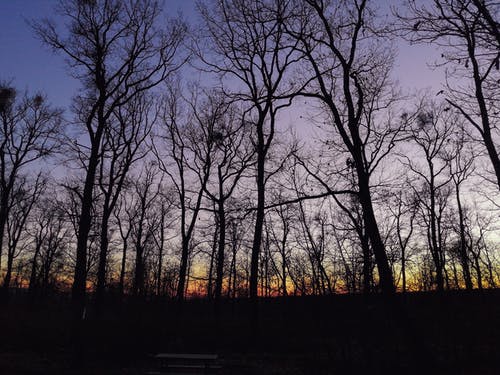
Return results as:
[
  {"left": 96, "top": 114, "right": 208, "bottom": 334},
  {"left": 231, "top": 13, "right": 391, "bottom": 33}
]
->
[
  {"left": 0, "top": 0, "right": 444, "bottom": 114},
  {"left": 0, "top": 0, "right": 194, "bottom": 111}
]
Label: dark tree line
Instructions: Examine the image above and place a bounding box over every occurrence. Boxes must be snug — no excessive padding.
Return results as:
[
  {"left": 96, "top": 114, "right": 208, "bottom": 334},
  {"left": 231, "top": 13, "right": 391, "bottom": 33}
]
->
[{"left": 0, "top": 0, "right": 499, "bottom": 307}]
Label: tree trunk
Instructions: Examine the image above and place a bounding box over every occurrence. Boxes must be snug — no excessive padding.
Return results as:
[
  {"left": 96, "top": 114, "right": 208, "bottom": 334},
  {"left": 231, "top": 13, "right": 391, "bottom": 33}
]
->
[
  {"left": 72, "top": 134, "right": 102, "bottom": 314},
  {"left": 134, "top": 244, "right": 144, "bottom": 297},
  {"left": 28, "top": 241, "right": 42, "bottom": 292},
  {"left": 428, "top": 173, "right": 444, "bottom": 292},
  {"left": 0, "top": 198, "right": 9, "bottom": 270},
  {"left": 469, "top": 45, "right": 500, "bottom": 190},
  {"left": 455, "top": 184, "right": 473, "bottom": 290},
  {"left": 118, "top": 239, "right": 128, "bottom": 297},
  {"left": 133, "top": 216, "right": 145, "bottom": 297},
  {"left": 474, "top": 255, "right": 483, "bottom": 290},
  {"left": 96, "top": 208, "right": 111, "bottom": 306},
  {"left": 207, "top": 218, "right": 218, "bottom": 300},
  {"left": 280, "top": 233, "right": 288, "bottom": 297},
  {"left": 2, "top": 254, "right": 14, "bottom": 289},
  {"left": 361, "top": 231, "right": 372, "bottom": 294},
  {"left": 156, "top": 212, "right": 165, "bottom": 297},
  {"left": 402, "top": 246, "right": 407, "bottom": 293},
  {"left": 250, "top": 147, "right": 266, "bottom": 300},
  {"left": 214, "top": 201, "right": 226, "bottom": 300},
  {"left": 176, "top": 240, "right": 189, "bottom": 300},
  {"left": 357, "top": 170, "right": 395, "bottom": 294}
]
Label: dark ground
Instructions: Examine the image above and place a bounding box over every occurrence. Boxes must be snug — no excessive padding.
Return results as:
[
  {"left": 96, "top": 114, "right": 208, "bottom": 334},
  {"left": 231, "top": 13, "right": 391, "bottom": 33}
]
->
[{"left": 0, "top": 290, "right": 499, "bottom": 374}]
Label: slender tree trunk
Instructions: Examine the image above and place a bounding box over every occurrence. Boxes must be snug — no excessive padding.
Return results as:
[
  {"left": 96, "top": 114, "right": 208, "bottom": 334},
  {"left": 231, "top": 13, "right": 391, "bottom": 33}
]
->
[
  {"left": 357, "top": 170, "right": 394, "bottom": 294},
  {"left": 28, "top": 241, "right": 42, "bottom": 292},
  {"left": 228, "top": 224, "right": 238, "bottom": 299},
  {"left": 250, "top": 145, "right": 266, "bottom": 300},
  {"left": 473, "top": 254, "right": 483, "bottom": 290},
  {"left": 207, "top": 217, "right": 218, "bottom": 300},
  {"left": 402, "top": 245, "right": 407, "bottom": 293},
  {"left": 455, "top": 184, "right": 473, "bottom": 290},
  {"left": 215, "top": 201, "right": 226, "bottom": 300},
  {"left": 134, "top": 245, "right": 144, "bottom": 297},
  {"left": 177, "top": 240, "right": 189, "bottom": 300},
  {"left": 156, "top": 213, "right": 165, "bottom": 297},
  {"left": 483, "top": 250, "right": 496, "bottom": 288},
  {"left": 175, "top": 163, "right": 209, "bottom": 300},
  {"left": 451, "top": 260, "right": 459, "bottom": 289},
  {"left": 119, "top": 240, "right": 128, "bottom": 297},
  {"left": 72, "top": 133, "right": 102, "bottom": 314},
  {"left": 2, "top": 254, "right": 14, "bottom": 289},
  {"left": 0, "top": 198, "right": 9, "bottom": 270},
  {"left": 428, "top": 173, "right": 444, "bottom": 292},
  {"left": 96, "top": 208, "right": 111, "bottom": 305},
  {"left": 42, "top": 253, "right": 53, "bottom": 290},
  {"left": 361, "top": 231, "right": 372, "bottom": 294},
  {"left": 133, "top": 218, "right": 145, "bottom": 297},
  {"left": 281, "top": 237, "right": 287, "bottom": 297}
]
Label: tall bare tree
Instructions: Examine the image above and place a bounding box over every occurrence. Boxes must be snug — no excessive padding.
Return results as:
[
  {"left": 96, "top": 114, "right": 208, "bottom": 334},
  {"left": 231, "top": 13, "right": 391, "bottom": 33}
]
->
[
  {"left": 128, "top": 164, "right": 161, "bottom": 297},
  {"left": 195, "top": 93, "right": 255, "bottom": 300},
  {"left": 443, "top": 125, "right": 476, "bottom": 290},
  {"left": 198, "top": 0, "right": 300, "bottom": 299},
  {"left": 402, "top": 101, "right": 454, "bottom": 291},
  {"left": 387, "top": 186, "right": 418, "bottom": 293},
  {"left": 155, "top": 85, "right": 213, "bottom": 300},
  {"left": 33, "top": 0, "right": 186, "bottom": 310},
  {"left": 95, "top": 92, "right": 157, "bottom": 306},
  {"left": 286, "top": 0, "right": 403, "bottom": 293}
]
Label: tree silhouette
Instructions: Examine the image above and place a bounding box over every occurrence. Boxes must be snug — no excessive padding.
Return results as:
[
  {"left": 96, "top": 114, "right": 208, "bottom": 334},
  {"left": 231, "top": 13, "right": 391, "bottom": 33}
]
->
[{"left": 33, "top": 0, "right": 186, "bottom": 312}]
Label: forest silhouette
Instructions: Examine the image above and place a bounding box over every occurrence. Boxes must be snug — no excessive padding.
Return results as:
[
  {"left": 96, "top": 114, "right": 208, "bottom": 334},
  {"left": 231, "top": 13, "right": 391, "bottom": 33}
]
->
[{"left": 0, "top": 0, "right": 499, "bottom": 374}]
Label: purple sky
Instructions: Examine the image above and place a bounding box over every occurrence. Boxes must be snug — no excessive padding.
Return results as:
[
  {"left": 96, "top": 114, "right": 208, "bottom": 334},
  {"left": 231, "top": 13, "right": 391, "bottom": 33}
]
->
[
  {"left": 0, "top": 0, "right": 194, "bottom": 111},
  {"left": 0, "top": 0, "right": 443, "bottom": 113}
]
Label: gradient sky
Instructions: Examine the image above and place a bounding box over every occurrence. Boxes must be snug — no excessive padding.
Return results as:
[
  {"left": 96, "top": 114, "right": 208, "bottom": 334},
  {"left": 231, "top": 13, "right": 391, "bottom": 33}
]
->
[
  {"left": 0, "top": 0, "right": 443, "bottom": 114},
  {"left": 0, "top": 0, "right": 194, "bottom": 111}
]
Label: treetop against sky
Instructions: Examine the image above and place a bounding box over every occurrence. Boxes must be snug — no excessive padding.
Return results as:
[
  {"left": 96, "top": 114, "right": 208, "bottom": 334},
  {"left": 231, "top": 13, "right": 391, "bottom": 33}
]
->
[{"left": 0, "top": 0, "right": 443, "bottom": 115}]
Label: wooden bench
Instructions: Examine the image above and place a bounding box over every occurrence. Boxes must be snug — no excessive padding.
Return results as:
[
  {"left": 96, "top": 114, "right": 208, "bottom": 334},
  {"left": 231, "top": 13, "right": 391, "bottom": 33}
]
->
[{"left": 147, "top": 353, "right": 222, "bottom": 375}]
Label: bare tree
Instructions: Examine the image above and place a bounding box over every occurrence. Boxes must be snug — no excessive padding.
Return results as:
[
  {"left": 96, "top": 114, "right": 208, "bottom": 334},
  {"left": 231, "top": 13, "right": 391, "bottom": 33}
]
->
[
  {"left": 295, "top": 199, "right": 333, "bottom": 295},
  {"left": 127, "top": 164, "right": 161, "bottom": 297},
  {"left": 443, "top": 125, "right": 477, "bottom": 290},
  {"left": 151, "top": 192, "right": 174, "bottom": 297},
  {"left": 397, "top": 0, "right": 500, "bottom": 189},
  {"left": 286, "top": 0, "right": 405, "bottom": 294},
  {"left": 95, "top": 92, "right": 157, "bottom": 306},
  {"left": 33, "top": 0, "right": 186, "bottom": 310},
  {"left": 402, "top": 100, "right": 454, "bottom": 291},
  {"left": 28, "top": 195, "right": 70, "bottom": 294},
  {"left": 155, "top": 84, "right": 214, "bottom": 300},
  {"left": 113, "top": 193, "right": 135, "bottom": 297},
  {"left": 266, "top": 197, "right": 295, "bottom": 297},
  {"left": 2, "top": 173, "right": 46, "bottom": 289},
  {"left": 387, "top": 186, "right": 418, "bottom": 293},
  {"left": 198, "top": 0, "right": 300, "bottom": 299},
  {"left": 0, "top": 86, "right": 62, "bottom": 277},
  {"left": 193, "top": 92, "right": 256, "bottom": 300},
  {"left": 225, "top": 206, "right": 252, "bottom": 298}
]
